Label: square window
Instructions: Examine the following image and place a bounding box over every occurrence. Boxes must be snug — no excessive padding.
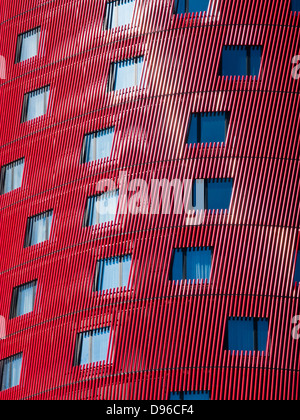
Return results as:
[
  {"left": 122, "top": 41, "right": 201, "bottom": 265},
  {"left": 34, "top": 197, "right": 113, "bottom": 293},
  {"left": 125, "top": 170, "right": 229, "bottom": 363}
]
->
[
  {"left": 10, "top": 280, "right": 37, "bottom": 319},
  {"left": 170, "top": 247, "right": 212, "bottom": 282},
  {"left": 21, "top": 86, "right": 50, "bottom": 123},
  {"left": 191, "top": 178, "right": 233, "bottom": 211},
  {"left": 104, "top": 0, "right": 135, "bottom": 29},
  {"left": 108, "top": 57, "right": 144, "bottom": 92},
  {"left": 221, "top": 46, "right": 262, "bottom": 77},
  {"left": 84, "top": 190, "right": 119, "bottom": 227},
  {"left": 15, "top": 27, "right": 41, "bottom": 63},
  {"left": 74, "top": 328, "right": 111, "bottom": 366},
  {"left": 24, "top": 210, "right": 53, "bottom": 248},
  {"left": 0, "top": 158, "right": 25, "bottom": 195},
  {"left": 174, "top": 0, "right": 210, "bottom": 14},
  {"left": 81, "top": 127, "right": 114, "bottom": 164},
  {"left": 95, "top": 255, "right": 132, "bottom": 292},
  {"left": 187, "top": 112, "right": 229, "bottom": 145},
  {"left": 0, "top": 353, "right": 23, "bottom": 391},
  {"left": 226, "top": 317, "right": 269, "bottom": 352}
]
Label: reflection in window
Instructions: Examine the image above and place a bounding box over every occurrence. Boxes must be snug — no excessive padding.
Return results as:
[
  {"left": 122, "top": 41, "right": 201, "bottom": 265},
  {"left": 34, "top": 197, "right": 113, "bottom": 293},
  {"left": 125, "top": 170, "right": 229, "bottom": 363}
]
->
[
  {"left": 15, "top": 27, "right": 41, "bottom": 63},
  {"left": 10, "top": 281, "right": 37, "bottom": 319},
  {"left": 0, "top": 158, "right": 25, "bottom": 195},
  {"left": 108, "top": 57, "right": 144, "bottom": 91},
  {"left": 95, "top": 255, "right": 132, "bottom": 292},
  {"left": 221, "top": 46, "right": 262, "bottom": 77},
  {"left": 174, "top": 0, "right": 210, "bottom": 14},
  {"left": 104, "top": 0, "right": 135, "bottom": 29},
  {"left": 170, "top": 247, "right": 212, "bottom": 282},
  {"left": 21, "top": 86, "right": 50, "bottom": 122},
  {"left": 24, "top": 210, "right": 53, "bottom": 248},
  {"left": 74, "top": 328, "right": 111, "bottom": 366},
  {"left": 187, "top": 112, "right": 229, "bottom": 145},
  {"left": 0, "top": 354, "right": 23, "bottom": 391},
  {"left": 84, "top": 191, "right": 119, "bottom": 227},
  {"left": 226, "top": 318, "right": 269, "bottom": 352},
  {"left": 81, "top": 127, "right": 114, "bottom": 164},
  {"left": 170, "top": 391, "right": 210, "bottom": 400}
]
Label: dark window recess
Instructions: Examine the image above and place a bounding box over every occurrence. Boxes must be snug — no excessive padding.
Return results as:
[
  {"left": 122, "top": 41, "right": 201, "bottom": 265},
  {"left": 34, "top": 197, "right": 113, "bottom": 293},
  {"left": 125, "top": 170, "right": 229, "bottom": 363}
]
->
[
  {"left": 24, "top": 210, "right": 53, "bottom": 248},
  {"left": 0, "top": 353, "right": 23, "bottom": 392},
  {"left": 0, "top": 158, "right": 25, "bottom": 195},
  {"left": 15, "top": 27, "right": 41, "bottom": 64},
  {"left": 291, "top": 0, "right": 300, "bottom": 11},
  {"left": 192, "top": 178, "right": 233, "bottom": 211},
  {"left": 294, "top": 251, "right": 300, "bottom": 286},
  {"left": 221, "top": 46, "right": 262, "bottom": 77},
  {"left": 174, "top": 0, "right": 210, "bottom": 14},
  {"left": 170, "top": 391, "right": 210, "bottom": 400},
  {"left": 10, "top": 280, "right": 37, "bottom": 319},
  {"left": 187, "top": 112, "right": 230, "bottom": 145},
  {"left": 170, "top": 247, "right": 212, "bottom": 282},
  {"left": 225, "top": 317, "right": 269, "bottom": 352}
]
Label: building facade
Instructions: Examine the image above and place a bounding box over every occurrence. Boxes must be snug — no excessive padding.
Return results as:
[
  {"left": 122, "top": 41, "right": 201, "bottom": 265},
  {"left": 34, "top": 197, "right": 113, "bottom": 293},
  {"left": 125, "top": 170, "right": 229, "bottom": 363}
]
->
[{"left": 0, "top": 0, "right": 299, "bottom": 400}]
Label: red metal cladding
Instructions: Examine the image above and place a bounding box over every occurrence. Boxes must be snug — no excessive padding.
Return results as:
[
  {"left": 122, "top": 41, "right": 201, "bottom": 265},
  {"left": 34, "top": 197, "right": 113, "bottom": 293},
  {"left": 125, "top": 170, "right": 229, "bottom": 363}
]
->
[{"left": 0, "top": 0, "right": 299, "bottom": 400}]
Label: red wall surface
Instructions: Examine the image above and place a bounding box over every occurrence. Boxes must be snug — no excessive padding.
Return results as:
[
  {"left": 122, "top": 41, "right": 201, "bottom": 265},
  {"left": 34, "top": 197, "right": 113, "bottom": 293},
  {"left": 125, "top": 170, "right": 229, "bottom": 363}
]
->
[{"left": 0, "top": 0, "right": 299, "bottom": 400}]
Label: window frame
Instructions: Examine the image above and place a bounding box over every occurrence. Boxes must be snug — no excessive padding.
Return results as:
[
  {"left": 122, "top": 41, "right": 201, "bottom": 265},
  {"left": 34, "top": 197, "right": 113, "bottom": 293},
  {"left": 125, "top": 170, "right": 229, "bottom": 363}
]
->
[
  {"left": 186, "top": 111, "right": 230, "bottom": 145},
  {"left": 15, "top": 26, "right": 41, "bottom": 64},
  {"left": 83, "top": 190, "right": 119, "bottom": 227},
  {"left": 107, "top": 56, "right": 144, "bottom": 92},
  {"left": 73, "top": 327, "right": 111, "bottom": 367},
  {"left": 174, "top": 0, "right": 210, "bottom": 14},
  {"left": 21, "top": 85, "right": 50, "bottom": 123},
  {"left": 169, "top": 246, "right": 213, "bottom": 282},
  {"left": 80, "top": 127, "right": 115, "bottom": 164},
  {"left": 24, "top": 210, "right": 53, "bottom": 248},
  {"left": 0, "top": 157, "right": 25, "bottom": 195},
  {"left": 220, "top": 46, "right": 262, "bottom": 77},
  {"left": 9, "top": 280, "right": 38, "bottom": 320},
  {"left": 94, "top": 254, "right": 132, "bottom": 292},
  {"left": 0, "top": 353, "right": 23, "bottom": 392},
  {"left": 225, "top": 317, "right": 269, "bottom": 353},
  {"left": 103, "top": 0, "right": 135, "bottom": 30}
]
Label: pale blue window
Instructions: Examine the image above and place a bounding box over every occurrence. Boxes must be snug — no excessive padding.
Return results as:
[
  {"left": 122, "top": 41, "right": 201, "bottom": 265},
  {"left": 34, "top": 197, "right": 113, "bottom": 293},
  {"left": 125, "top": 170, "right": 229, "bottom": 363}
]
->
[
  {"left": 170, "top": 247, "right": 212, "bottom": 282},
  {"left": 95, "top": 255, "right": 132, "bottom": 292},
  {"left": 0, "top": 354, "right": 23, "bottom": 391},
  {"left": 16, "top": 27, "right": 41, "bottom": 63},
  {"left": 174, "top": 0, "right": 209, "bottom": 14},
  {"left": 187, "top": 112, "right": 229, "bottom": 145},
  {"left": 84, "top": 191, "right": 119, "bottom": 226},
  {"left": 206, "top": 178, "right": 233, "bottom": 210},
  {"left": 226, "top": 317, "right": 269, "bottom": 352},
  {"left": 10, "top": 280, "right": 37, "bottom": 319},
  {"left": 75, "top": 328, "right": 110, "bottom": 366},
  {"left": 221, "top": 46, "right": 262, "bottom": 77},
  {"left": 105, "top": 0, "right": 135, "bottom": 29},
  {"left": 294, "top": 251, "right": 300, "bottom": 286},
  {"left": 1, "top": 158, "right": 24, "bottom": 195},
  {"left": 292, "top": 0, "right": 300, "bottom": 11},
  {"left": 24, "top": 210, "right": 53, "bottom": 247},
  {"left": 22, "top": 86, "right": 50, "bottom": 122},
  {"left": 108, "top": 57, "right": 144, "bottom": 91},
  {"left": 170, "top": 391, "right": 210, "bottom": 400},
  {"left": 81, "top": 127, "right": 114, "bottom": 163}
]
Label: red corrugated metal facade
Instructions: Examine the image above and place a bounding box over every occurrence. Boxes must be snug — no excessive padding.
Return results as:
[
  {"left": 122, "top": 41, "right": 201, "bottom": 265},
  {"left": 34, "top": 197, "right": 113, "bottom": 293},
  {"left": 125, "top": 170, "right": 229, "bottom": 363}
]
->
[{"left": 0, "top": 0, "right": 299, "bottom": 400}]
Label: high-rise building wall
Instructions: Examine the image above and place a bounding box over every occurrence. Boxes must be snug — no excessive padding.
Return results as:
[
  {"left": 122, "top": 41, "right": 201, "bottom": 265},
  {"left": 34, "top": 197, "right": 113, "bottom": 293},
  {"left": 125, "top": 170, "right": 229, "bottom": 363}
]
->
[{"left": 0, "top": 0, "right": 299, "bottom": 400}]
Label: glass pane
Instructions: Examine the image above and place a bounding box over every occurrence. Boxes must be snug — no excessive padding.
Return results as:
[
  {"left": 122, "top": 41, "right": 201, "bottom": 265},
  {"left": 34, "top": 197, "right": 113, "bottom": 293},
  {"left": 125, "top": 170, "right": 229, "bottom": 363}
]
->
[
  {"left": 292, "top": 0, "right": 300, "bottom": 11},
  {"left": 175, "top": 0, "right": 186, "bottom": 14},
  {"left": 1, "top": 354, "right": 22, "bottom": 391},
  {"left": 170, "top": 392, "right": 182, "bottom": 400},
  {"left": 114, "top": 57, "right": 143, "bottom": 91},
  {"left": 80, "top": 329, "right": 110, "bottom": 365},
  {"left": 99, "top": 255, "right": 131, "bottom": 291},
  {"left": 3, "top": 159, "right": 24, "bottom": 194},
  {"left": 222, "top": 47, "right": 247, "bottom": 77},
  {"left": 207, "top": 179, "right": 233, "bottom": 210},
  {"left": 20, "top": 30, "right": 40, "bottom": 62},
  {"left": 16, "top": 282, "right": 36, "bottom": 317},
  {"left": 108, "top": 0, "right": 135, "bottom": 29},
  {"left": 171, "top": 249, "right": 183, "bottom": 281},
  {"left": 188, "top": 0, "right": 209, "bottom": 13},
  {"left": 257, "top": 319, "right": 269, "bottom": 352},
  {"left": 227, "top": 318, "right": 254, "bottom": 352},
  {"left": 80, "top": 332, "right": 91, "bottom": 365},
  {"left": 187, "top": 113, "right": 198, "bottom": 144},
  {"left": 250, "top": 47, "right": 262, "bottom": 77},
  {"left": 183, "top": 391, "right": 210, "bottom": 400},
  {"left": 26, "top": 88, "right": 49, "bottom": 121},
  {"left": 84, "top": 128, "right": 114, "bottom": 163},
  {"left": 186, "top": 248, "right": 212, "bottom": 282},
  {"left": 201, "top": 113, "right": 227, "bottom": 144},
  {"left": 92, "top": 190, "right": 119, "bottom": 225},
  {"left": 121, "top": 255, "right": 132, "bottom": 287},
  {"left": 30, "top": 212, "right": 53, "bottom": 246},
  {"left": 295, "top": 251, "right": 300, "bottom": 285}
]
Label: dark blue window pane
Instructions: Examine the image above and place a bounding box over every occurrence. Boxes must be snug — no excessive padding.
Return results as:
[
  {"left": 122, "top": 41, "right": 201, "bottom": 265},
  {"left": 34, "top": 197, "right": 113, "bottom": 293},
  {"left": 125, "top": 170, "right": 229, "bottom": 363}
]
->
[
  {"left": 292, "top": 0, "right": 300, "bottom": 11},
  {"left": 294, "top": 251, "right": 300, "bottom": 285},
  {"left": 222, "top": 47, "right": 247, "bottom": 77},
  {"left": 250, "top": 47, "right": 262, "bottom": 77},
  {"left": 175, "top": 0, "right": 186, "bottom": 14},
  {"left": 201, "top": 113, "right": 227, "bottom": 144},
  {"left": 183, "top": 391, "right": 210, "bottom": 400},
  {"left": 207, "top": 179, "right": 233, "bottom": 210},
  {"left": 188, "top": 0, "right": 209, "bottom": 13},
  {"left": 227, "top": 318, "right": 254, "bottom": 352},
  {"left": 187, "top": 113, "right": 198, "bottom": 145},
  {"left": 186, "top": 248, "right": 212, "bottom": 282},
  {"left": 170, "top": 392, "right": 182, "bottom": 400},
  {"left": 256, "top": 319, "right": 269, "bottom": 352},
  {"left": 171, "top": 249, "right": 183, "bottom": 281}
]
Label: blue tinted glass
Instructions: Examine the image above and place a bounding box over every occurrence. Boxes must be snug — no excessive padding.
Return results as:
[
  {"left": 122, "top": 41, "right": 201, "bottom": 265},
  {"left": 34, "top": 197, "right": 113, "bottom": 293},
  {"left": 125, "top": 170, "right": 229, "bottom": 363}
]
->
[
  {"left": 222, "top": 47, "right": 247, "bottom": 77},
  {"left": 292, "top": 0, "right": 300, "bottom": 11},
  {"left": 170, "top": 392, "right": 182, "bottom": 400},
  {"left": 250, "top": 47, "right": 262, "bottom": 77},
  {"left": 207, "top": 179, "right": 233, "bottom": 210},
  {"left": 98, "top": 255, "right": 131, "bottom": 291},
  {"left": 187, "top": 114, "right": 198, "bottom": 144},
  {"left": 84, "top": 127, "right": 114, "bottom": 163},
  {"left": 106, "top": 0, "right": 135, "bottom": 29},
  {"left": 114, "top": 57, "right": 143, "bottom": 91},
  {"left": 175, "top": 0, "right": 186, "bottom": 14},
  {"left": 1, "top": 354, "right": 23, "bottom": 391},
  {"left": 227, "top": 318, "right": 254, "bottom": 352},
  {"left": 189, "top": 0, "right": 209, "bottom": 13},
  {"left": 80, "top": 329, "right": 110, "bottom": 365},
  {"left": 171, "top": 249, "right": 183, "bottom": 281},
  {"left": 257, "top": 319, "right": 269, "bottom": 352},
  {"left": 201, "top": 113, "right": 227, "bottom": 144},
  {"left": 183, "top": 391, "right": 210, "bottom": 400},
  {"left": 295, "top": 251, "right": 300, "bottom": 285},
  {"left": 186, "top": 248, "right": 212, "bottom": 282}
]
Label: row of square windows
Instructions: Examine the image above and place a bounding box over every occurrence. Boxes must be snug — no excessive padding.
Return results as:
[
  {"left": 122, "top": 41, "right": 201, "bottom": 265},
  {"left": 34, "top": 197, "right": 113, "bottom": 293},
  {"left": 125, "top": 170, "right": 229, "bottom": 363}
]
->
[{"left": 0, "top": 316, "right": 270, "bottom": 392}]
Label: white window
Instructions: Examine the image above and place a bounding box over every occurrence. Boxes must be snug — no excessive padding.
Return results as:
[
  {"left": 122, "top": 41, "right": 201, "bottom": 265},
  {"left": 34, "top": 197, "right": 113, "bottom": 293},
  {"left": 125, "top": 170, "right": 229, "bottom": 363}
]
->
[
  {"left": 74, "top": 328, "right": 111, "bottom": 366},
  {"left": 16, "top": 27, "right": 41, "bottom": 63},
  {"left": 0, "top": 158, "right": 24, "bottom": 195},
  {"left": 0, "top": 354, "right": 23, "bottom": 391},
  {"left": 81, "top": 127, "right": 114, "bottom": 163},
  {"left": 104, "top": 0, "right": 135, "bottom": 29},
  {"left": 22, "top": 86, "right": 50, "bottom": 122},
  {"left": 24, "top": 210, "right": 53, "bottom": 247},
  {"left": 10, "top": 281, "right": 37, "bottom": 319},
  {"left": 84, "top": 191, "right": 119, "bottom": 226},
  {"left": 108, "top": 57, "right": 143, "bottom": 91}
]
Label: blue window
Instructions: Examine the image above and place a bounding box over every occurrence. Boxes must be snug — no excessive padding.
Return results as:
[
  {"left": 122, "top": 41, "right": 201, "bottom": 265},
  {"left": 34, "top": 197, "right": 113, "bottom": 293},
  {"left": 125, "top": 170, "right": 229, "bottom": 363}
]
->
[
  {"left": 294, "top": 251, "right": 300, "bottom": 286},
  {"left": 84, "top": 190, "right": 119, "bottom": 227},
  {"left": 221, "top": 46, "right": 262, "bottom": 77},
  {"left": 108, "top": 57, "right": 144, "bottom": 91},
  {"left": 0, "top": 158, "right": 25, "bottom": 195},
  {"left": 95, "top": 255, "right": 132, "bottom": 292},
  {"left": 226, "top": 317, "right": 269, "bottom": 352},
  {"left": 81, "top": 127, "right": 114, "bottom": 163},
  {"left": 0, "top": 353, "right": 23, "bottom": 391},
  {"left": 16, "top": 27, "right": 41, "bottom": 63},
  {"left": 22, "top": 86, "right": 50, "bottom": 122},
  {"left": 170, "top": 391, "right": 210, "bottom": 400},
  {"left": 174, "top": 0, "right": 209, "bottom": 14},
  {"left": 74, "top": 328, "right": 111, "bottom": 366},
  {"left": 104, "top": 0, "right": 135, "bottom": 29},
  {"left": 191, "top": 178, "right": 233, "bottom": 211},
  {"left": 187, "top": 112, "right": 229, "bottom": 145},
  {"left": 24, "top": 210, "right": 53, "bottom": 248},
  {"left": 292, "top": 0, "right": 300, "bottom": 11},
  {"left": 170, "top": 247, "right": 212, "bottom": 282},
  {"left": 10, "top": 280, "right": 37, "bottom": 319}
]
